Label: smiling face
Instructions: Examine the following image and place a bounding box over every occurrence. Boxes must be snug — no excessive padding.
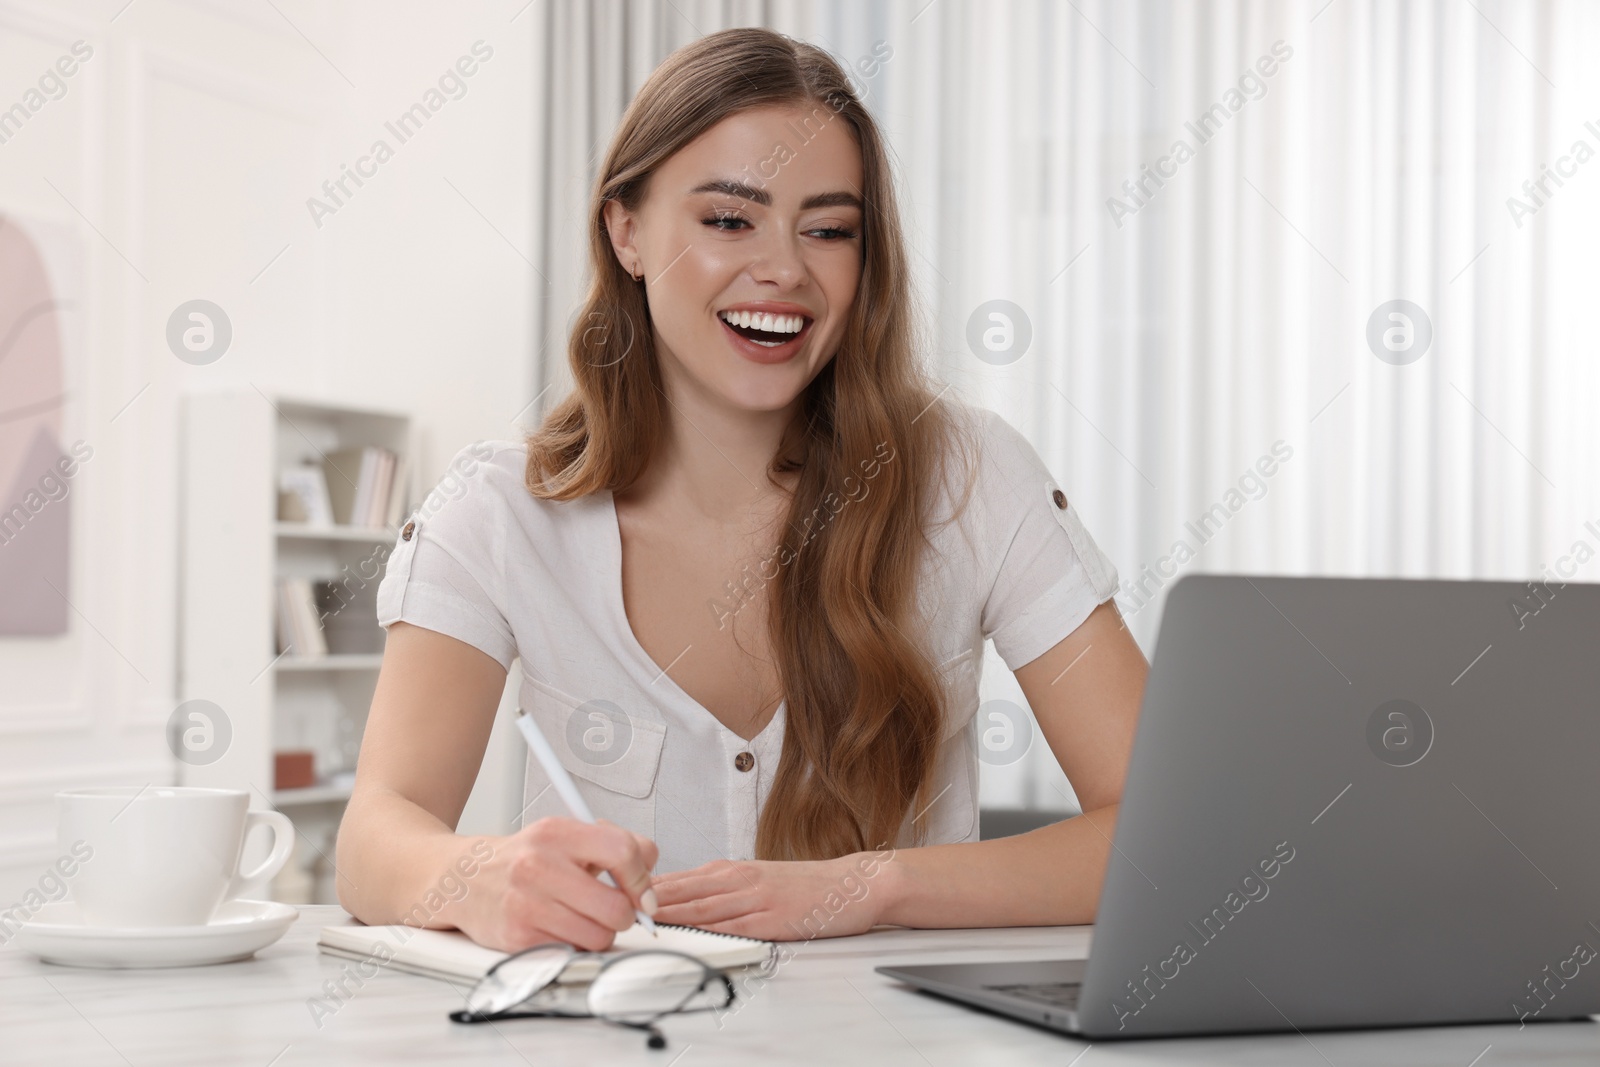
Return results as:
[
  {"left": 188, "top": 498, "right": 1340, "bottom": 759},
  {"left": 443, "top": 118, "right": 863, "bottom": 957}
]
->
[{"left": 603, "top": 103, "right": 865, "bottom": 415}]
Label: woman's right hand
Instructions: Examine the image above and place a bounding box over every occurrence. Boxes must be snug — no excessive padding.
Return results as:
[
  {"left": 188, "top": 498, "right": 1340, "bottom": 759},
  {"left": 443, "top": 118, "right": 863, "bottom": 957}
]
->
[
  {"left": 451, "top": 817, "right": 660, "bottom": 953},
  {"left": 337, "top": 625, "right": 659, "bottom": 953}
]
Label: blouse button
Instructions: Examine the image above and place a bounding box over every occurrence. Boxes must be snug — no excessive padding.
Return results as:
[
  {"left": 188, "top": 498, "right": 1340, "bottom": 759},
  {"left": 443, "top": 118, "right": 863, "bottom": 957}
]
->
[
  {"left": 401, "top": 521, "right": 416, "bottom": 541},
  {"left": 1051, "top": 488, "right": 1068, "bottom": 510},
  {"left": 734, "top": 751, "right": 755, "bottom": 772}
]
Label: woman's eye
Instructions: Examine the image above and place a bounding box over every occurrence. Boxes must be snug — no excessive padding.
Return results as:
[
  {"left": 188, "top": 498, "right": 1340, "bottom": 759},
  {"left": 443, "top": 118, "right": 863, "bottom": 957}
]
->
[{"left": 701, "top": 215, "right": 858, "bottom": 241}]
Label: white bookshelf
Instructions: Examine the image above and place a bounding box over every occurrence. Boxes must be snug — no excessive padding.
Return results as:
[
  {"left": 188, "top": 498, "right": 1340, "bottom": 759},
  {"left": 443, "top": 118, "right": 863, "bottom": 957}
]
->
[{"left": 179, "top": 391, "right": 413, "bottom": 905}]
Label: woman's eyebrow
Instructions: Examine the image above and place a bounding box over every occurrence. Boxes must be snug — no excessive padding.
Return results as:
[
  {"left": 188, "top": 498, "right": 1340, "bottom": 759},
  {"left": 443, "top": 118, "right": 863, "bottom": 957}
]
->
[{"left": 689, "top": 177, "right": 862, "bottom": 212}]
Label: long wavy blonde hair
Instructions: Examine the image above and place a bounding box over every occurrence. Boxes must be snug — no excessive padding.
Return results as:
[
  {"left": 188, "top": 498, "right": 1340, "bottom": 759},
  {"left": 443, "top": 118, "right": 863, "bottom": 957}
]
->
[{"left": 525, "top": 27, "right": 977, "bottom": 861}]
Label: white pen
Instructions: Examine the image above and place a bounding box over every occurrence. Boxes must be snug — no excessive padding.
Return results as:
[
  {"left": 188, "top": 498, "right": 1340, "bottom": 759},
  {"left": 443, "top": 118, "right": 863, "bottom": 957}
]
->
[{"left": 513, "top": 708, "right": 658, "bottom": 936}]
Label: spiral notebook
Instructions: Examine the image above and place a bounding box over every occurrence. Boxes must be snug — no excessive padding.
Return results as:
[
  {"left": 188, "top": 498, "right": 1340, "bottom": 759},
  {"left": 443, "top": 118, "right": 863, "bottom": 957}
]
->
[{"left": 316, "top": 921, "right": 775, "bottom": 985}]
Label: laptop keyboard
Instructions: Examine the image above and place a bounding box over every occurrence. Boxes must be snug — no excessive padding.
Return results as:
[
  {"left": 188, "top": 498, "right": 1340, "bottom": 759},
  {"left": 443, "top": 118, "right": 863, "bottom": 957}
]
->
[{"left": 984, "top": 982, "right": 1082, "bottom": 1009}]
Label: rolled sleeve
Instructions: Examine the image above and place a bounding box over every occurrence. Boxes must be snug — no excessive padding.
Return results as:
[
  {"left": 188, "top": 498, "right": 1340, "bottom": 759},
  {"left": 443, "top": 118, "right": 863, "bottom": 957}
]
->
[
  {"left": 976, "top": 411, "right": 1120, "bottom": 671},
  {"left": 375, "top": 445, "right": 518, "bottom": 671}
]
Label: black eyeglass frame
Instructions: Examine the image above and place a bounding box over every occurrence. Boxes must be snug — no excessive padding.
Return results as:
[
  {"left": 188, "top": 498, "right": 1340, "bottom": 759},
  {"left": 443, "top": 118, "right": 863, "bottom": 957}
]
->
[{"left": 448, "top": 941, "right": 738, "bottom": 1041}]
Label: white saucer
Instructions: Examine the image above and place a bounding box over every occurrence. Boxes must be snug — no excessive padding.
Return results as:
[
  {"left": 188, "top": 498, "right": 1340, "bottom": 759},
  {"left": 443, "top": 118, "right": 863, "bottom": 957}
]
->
[{"left": 13, "top": 898, "right": 297, "bottom": 969}]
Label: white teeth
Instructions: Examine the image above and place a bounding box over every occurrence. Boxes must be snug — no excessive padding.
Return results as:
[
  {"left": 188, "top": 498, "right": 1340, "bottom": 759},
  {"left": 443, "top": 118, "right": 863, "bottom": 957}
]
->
[{"left": 719, "top": 310, "right": 806, "bottom": 335}]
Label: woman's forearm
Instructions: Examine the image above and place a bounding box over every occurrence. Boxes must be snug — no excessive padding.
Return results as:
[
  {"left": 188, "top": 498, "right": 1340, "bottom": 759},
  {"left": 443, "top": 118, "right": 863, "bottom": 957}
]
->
[
  {"left": 335, "top": 785, "right": 492, "bottom": 930},
  {"left": 873, "top": 803, "right": 1119, "bottom": 929}
]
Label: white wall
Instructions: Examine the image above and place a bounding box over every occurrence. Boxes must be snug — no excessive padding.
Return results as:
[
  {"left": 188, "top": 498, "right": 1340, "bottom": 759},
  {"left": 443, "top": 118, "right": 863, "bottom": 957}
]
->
[{"left": 0, "top": 0, "right": 537, "bottom": 902}]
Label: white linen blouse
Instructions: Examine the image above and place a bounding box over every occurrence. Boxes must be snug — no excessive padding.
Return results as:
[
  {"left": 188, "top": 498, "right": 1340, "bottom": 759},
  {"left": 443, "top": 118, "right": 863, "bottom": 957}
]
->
[{"left": 375, "top": 399, "right": 1119, "bottom": 875}]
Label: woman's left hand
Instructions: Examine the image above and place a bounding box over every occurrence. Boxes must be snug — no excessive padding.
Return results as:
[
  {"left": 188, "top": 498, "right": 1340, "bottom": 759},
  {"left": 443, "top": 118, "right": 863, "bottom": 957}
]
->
[{"left": 648, "top": 851, "right": 897, "bottom": 941}]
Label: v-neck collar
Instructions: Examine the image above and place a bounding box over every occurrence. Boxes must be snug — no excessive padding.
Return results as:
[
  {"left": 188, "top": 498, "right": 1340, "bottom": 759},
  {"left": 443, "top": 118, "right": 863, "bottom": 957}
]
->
[{"left": 601, "top": 487, "right": 787, "bottom": 744}]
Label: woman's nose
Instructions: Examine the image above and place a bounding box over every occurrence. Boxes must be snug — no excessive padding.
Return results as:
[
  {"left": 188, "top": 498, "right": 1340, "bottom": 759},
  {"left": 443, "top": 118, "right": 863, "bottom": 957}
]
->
[{"left": 748, "top": 232, "right": 809, "bottom": 289}]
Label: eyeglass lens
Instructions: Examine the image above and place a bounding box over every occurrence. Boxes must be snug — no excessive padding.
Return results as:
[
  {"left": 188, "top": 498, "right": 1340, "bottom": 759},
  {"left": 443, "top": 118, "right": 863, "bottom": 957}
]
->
[
  {"left": 466, "top": 944, "right": 573, "bottom": 1016},
  {"left": 588, "top": 951, "right": 727, "bottom": 1024}
]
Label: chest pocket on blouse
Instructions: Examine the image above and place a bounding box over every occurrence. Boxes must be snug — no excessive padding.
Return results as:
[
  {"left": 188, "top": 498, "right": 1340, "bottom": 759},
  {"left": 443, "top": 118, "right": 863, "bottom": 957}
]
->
[{"left": 519, "top": 671, "right": 667, "bottom": 840}]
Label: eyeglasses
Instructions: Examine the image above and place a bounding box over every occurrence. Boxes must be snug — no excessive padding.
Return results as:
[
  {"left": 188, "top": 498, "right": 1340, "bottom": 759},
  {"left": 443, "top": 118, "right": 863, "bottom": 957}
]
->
[{"left": 448, "top": 942, "right": 738, "bottom": 1049}]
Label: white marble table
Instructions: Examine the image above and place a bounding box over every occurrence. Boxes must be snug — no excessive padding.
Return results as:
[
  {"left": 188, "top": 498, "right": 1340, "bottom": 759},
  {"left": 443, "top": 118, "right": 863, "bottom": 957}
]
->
[{"left": 4, "top": 906, "right": 1599, "bottom": 1066}]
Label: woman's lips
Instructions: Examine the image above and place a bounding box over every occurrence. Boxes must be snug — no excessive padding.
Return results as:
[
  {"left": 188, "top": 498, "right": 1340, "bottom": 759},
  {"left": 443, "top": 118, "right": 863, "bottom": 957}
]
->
[{"left": 718, "top": 314, "right": 813, "bottom": 364}]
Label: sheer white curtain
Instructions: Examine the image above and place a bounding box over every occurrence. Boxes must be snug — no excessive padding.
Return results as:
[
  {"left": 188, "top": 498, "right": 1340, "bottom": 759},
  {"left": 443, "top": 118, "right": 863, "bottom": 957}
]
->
[{"left": 529, "top": 1, "right": 1597, "bottom": 810}]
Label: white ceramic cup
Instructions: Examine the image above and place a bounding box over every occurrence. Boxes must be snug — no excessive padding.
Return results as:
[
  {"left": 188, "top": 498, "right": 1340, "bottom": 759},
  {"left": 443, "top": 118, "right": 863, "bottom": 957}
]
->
[{"left": 56, "top": 786, "right": 294, "bottom": 927}]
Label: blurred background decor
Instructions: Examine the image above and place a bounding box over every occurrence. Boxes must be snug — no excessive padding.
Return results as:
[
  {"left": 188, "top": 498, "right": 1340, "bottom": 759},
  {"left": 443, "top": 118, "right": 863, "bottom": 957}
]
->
[{"left": 0, "top": 0, "right": 1590, "bottom": 902}]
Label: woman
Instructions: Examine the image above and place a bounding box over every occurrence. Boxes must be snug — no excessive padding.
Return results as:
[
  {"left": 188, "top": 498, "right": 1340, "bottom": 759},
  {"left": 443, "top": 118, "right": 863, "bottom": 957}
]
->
[{"left": 336, "top": 27, "right": 1146, "bottom": 953}]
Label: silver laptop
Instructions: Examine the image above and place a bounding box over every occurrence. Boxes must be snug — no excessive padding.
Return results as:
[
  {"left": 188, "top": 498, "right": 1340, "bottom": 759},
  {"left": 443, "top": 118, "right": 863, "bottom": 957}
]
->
[{"left": 878, "top": 574, "right": 1600, "bottom": 1039}]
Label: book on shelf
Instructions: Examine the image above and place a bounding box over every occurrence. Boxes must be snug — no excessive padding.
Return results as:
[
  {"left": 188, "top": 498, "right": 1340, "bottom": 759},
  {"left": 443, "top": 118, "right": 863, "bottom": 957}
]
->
[
  {"left": 316, "top": 579, "right": 384, "bottom": 655},
  {"left": 384, "top": 453, "right": 408, "bottom": 528},
  {"left": 321, "top": 447, "right": 406, "bottom": 528},
  {"left": 276, "top": 578, "right": 327, "bottom": 658},
  {"left": 370, "top": 450, "right": 394, "bottom": 529},
  {"left": 321, "top": 448, "right": 365, "bottom": 527}
]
